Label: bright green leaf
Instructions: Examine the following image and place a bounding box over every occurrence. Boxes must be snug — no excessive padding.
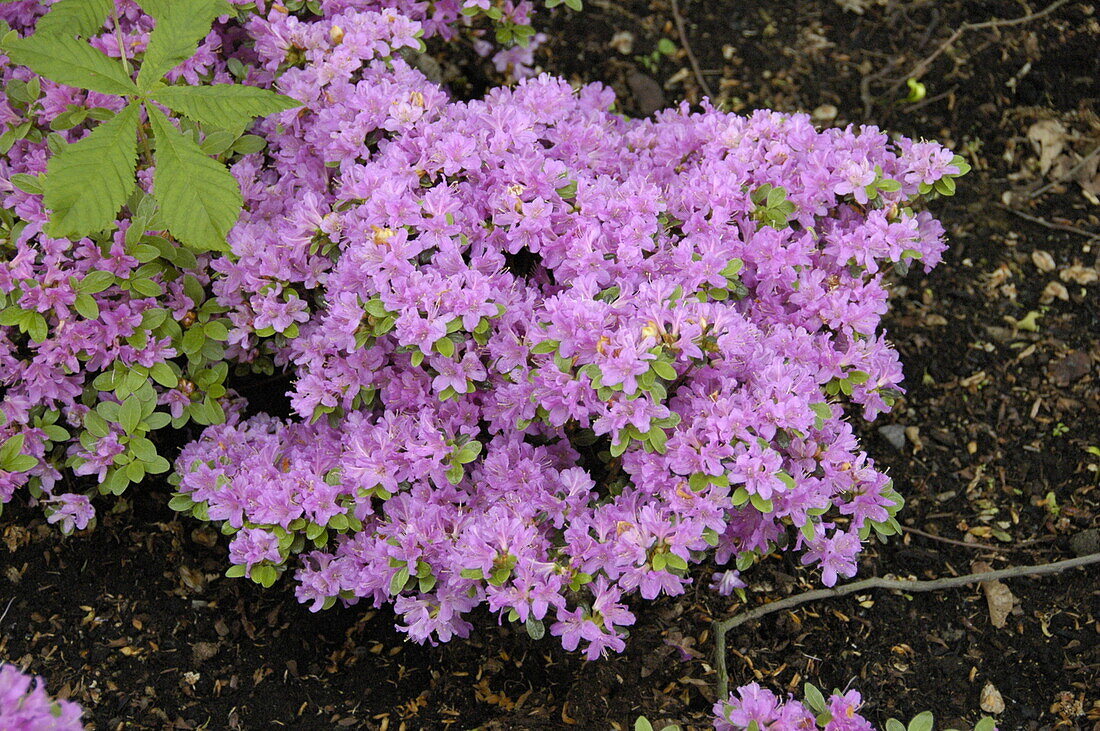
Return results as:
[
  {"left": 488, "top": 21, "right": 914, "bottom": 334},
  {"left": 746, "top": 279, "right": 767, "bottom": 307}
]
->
[
  {"left": 35, "top": 0, "right": 113, "bottom": 38},
  {"left": 148, "top": 105, "right": 242, "bottom": 252},
  {"left": 42, "top": 101, "right": 140, "bottom": 237},
  {"left": 1, "top": 32, "right": 137, "bottom": 96},
  {"left": 137, "top": 0, "right": 235, "bottom": 88},
  {"left": 151, "top": 84, "right": 299, "bottom": 135}
]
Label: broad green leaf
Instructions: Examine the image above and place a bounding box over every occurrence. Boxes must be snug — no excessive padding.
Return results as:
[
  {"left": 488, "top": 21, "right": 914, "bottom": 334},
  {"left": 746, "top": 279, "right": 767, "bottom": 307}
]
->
[
  {"left": 908, "top": 712, "right": 934, "bottom": 731},
  {"left": 1, "top": 33, "right": 136, "bottom": 96},
  {"left": 151, "top": 84, "right": 299, "bottom": 134},
  {"left": 42, "top": 102, "right": 140, "bottom": 238},
  {"left": 137, "top": 0, "right": 235, "bottom": 89},
  {"left": 35, "top": 0, "right": 113, "bottom": 38},
  {"left": 148, "top": 105, "right": 242, "bottom": 251}
]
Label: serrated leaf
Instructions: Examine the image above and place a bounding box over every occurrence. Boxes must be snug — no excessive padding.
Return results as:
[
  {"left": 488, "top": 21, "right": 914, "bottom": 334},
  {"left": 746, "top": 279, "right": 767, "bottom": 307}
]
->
[
  {"left": 1, "top": 32, "right": 136, "bottom": 96},
  {"left": 137, "top": 0, "right": 235, "bottom": 88},
  {"left": 148, "top": 105, "right": 242, "bottom": 252},
  {"left": 42, "top": 101, "right": 139, "bottom": 237},
  {"left": 152, "top": 84, "right": 299, "bottom": 135},
  {"left": 35, "top": 0, "right": 113, "bottom": 38}
]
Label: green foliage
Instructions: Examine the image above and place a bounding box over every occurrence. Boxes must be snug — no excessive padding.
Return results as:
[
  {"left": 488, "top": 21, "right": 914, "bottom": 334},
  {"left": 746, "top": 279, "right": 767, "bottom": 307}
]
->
[
  {"left": 42, "top": 102, "right": 140, "bottom": 237},
  {"left": 0, "top": 0, "right": 299, "bottom": 250}
]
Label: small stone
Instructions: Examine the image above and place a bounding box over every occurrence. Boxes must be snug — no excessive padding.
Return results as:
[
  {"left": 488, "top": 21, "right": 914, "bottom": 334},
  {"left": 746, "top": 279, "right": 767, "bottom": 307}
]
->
[
  {"left": 1070, "top": 528, "right": 1100, "bottom": 557},
  {"left": 877, "top": 424, "right": 906, "bottom": 451},
  {"left": 811, "top": 104, "right": 838, "bottom": 124},
  {"left": 1031, "top": 249, "right": 1056, "bottom": 272},
  {"left": 980, "top": 681, "right": 1005, "bottom": 714},
  {"left": 626, "top": 70, "right": 666, "bottom": 117}
]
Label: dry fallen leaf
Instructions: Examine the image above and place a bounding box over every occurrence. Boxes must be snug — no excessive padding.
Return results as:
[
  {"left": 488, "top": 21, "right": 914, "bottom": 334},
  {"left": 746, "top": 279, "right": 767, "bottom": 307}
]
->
[
  {"left": 1028, "top": 119, "right": 1069, "bottom": 175},
  {"left": 973, "top": 560, "right": 1016, "bottom": 628},
  {"left": 980, "top": 681, "right": 1005, "bottom": 714},
  {"left": 1060, "top": 264, "right": 1099, "bottom": 285}
]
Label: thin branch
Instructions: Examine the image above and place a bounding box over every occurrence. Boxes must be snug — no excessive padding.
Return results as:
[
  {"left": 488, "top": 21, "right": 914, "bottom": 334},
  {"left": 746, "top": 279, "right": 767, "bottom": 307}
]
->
[
  {"left": 669, "top": 0, "right": 714, "bottom": 100},
  {"left": 877, "top": 0, "right": 1071, "bottom": 108},
  {"left": 901, "top": 524, "right": 1016, "bottom": 552},
  {"left": 995, "top": 203, "right": 1100, "bottom": 241},
  {"left": 712, "top": 552, "right": 1100, "bottom": 699}
]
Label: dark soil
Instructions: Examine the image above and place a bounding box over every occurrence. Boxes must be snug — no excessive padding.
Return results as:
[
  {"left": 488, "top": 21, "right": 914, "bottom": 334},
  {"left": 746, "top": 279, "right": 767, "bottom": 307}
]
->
[{"left": 3, "top": 1, "right": 1099, "bottom": 729}]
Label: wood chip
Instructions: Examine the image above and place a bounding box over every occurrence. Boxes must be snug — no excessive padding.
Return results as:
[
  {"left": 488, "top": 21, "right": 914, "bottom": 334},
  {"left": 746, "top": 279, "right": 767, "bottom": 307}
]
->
[{"left": 972, "top": 561, "right": 1016, "bottom": 628}]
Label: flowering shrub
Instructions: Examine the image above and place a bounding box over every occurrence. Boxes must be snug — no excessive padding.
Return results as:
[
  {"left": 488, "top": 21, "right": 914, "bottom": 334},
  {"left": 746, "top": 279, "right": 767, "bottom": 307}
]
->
[
  {"left": 2, "top": 0, "right": 970, "bottom": 664},
  {"left": 714, "top": 683, "right": 997, "bottom": 731},
  {"left": 162, "top": 1, "right": 970, "bottom": 657},
  {"left": 0, "top": 0, "right": 565, "bottom": 529},
  {"left": 0, "top": 663, "right": 84, "bottom": 730}
]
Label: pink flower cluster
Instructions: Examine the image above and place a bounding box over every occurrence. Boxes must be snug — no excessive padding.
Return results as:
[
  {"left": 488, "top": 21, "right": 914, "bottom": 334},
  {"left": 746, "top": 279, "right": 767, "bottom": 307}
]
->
[
  {"left": 171, "top": 4, "right": 964, "bottom": 657},
  {"left": 0, "top": 0, "right": 545, "bottom": 527},
  {"left": 714, "top": 683, "right": 873, "bottom": 731},
  {"left": 0, "top": 663, "right": 84, "bottom": 731}
]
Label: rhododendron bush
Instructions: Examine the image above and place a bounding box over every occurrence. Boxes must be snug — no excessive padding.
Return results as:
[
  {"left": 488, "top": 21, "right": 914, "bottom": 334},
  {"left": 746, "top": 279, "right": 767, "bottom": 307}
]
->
[{"left": 1, "top": 0, "right": 970, "bottom": 661}]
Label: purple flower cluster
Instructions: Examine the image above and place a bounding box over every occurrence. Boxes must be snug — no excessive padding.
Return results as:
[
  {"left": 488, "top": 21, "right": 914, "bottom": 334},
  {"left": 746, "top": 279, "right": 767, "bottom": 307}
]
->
[
  {"left": 714, "top": 683, "right": 873, "bottom": 731},
  {"left": 714, "top": 683, "right": 997, "bottom": 731},
  {"left": 0, "top": 663, "right": 84, "bottom": 731},
  {"left": 169, "top": 3, "right": 966, "bottom": 657},
  {"left": 0, "top": 0, "right": 550, "bottom": 527}
]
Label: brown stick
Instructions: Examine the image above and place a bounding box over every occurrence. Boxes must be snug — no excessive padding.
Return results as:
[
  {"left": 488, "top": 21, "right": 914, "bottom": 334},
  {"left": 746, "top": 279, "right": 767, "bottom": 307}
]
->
[
  {"left": 712, "top": 552, "right": 1100, "bottom": 699},
  {"left": 669, "top": 0, "right": 714, "bottom": 100},
  {"left": 995, "top": 203, "right": 1100, "bottom": 241}
]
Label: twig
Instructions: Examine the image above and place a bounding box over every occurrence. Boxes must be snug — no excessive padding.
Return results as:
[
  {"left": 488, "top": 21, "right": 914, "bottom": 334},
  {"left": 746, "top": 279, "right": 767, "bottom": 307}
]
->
[
  {"left": 876, "top": 0, "right": 1071, "bottom": 109},
  {"left": 0, "top": 597, "right": 13, "bottom": 626},
  {"left": 712, "top": 552, "right": 1100, "bottom": 699},
  {"left": 901, "top": 525, "right": 1014, "bottom": 552},
  {"left": 1027, "top": 144, "right": 1100, "bottom": 199},
  {"left": 668, "top": 0, "right": 714, "bottom": 100},
  {"left": 995, "top": 203, "right": 1100, "bottom": 241}
]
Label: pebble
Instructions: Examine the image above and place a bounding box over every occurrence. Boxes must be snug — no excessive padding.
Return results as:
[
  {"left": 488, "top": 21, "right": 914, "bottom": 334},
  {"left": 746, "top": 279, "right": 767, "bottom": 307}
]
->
[
  {"left": 811, "top": 104, "right": 838, "bottom": 124},
  {"left": 1070, "top": 528, "right": 1100, "bottom": 557},
  {"left": 877, "top": 424, "right": 906, "bottom": 452}
]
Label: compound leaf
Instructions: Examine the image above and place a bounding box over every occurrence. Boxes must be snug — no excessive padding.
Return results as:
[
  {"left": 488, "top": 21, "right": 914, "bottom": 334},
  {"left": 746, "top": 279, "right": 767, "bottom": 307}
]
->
[
  {"left": 148, "top": 105, "right": 241, "bottom": 252},
  {"left": 42, "top": 101, "right": 140, "bottom": 237}
]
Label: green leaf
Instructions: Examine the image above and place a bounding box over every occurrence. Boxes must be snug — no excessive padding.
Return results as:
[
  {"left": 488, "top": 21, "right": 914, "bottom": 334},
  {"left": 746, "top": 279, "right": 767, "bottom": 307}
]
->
[
  {"left": 0, "top": 434, "right": 26, "bottom": 467},
  {"left": 77, "top": 270, "right": 116, "bottom": 293},
  {"left": 225, "top": 564, "right": 247, "bottom": 578},
  {"left": 972, "top": 719, "right": 997, "bottom": 731},
  {"left": 635, "top": 718, "right": 654, "bottom": 731},
  {"left": 389, "top": 566, "right": 410, "bottom": 595},
  {"left": 151, "top": 84, "right": 299, "bottom": 135},
  {"left": 7, "top": 454, "right": 37, "bottom": 472},
  {"left": 118, "top": 395, "right": 142, "bottom": 434},
  {"left": 137, "top": 0, "right": 234, "bottom": 89},
  {"left": 803, "top": 683, "right": 827, "bottom": 714},
  {"left": 149, "top": 361, "right": 178, "bottom": 387},
  {"left": 1, "top": 32, "right": 137, "bottom": 96},
  {"left": 35, "top": 0, "right": 113, "bottom": 38},
  {"left": 885, "top": 721, "right": 906, "bottom": 731},
  {"left": 148, "top": 105, "right": 242, "bottom": 252},
  {"left": 908, "top": 712, "right": 934, "bottom": 731},
  {"left": 42, "top": 101, "right": 140, "bottom": 238},
  {"left": 74, "top": 292, "right": 100, "bottom": 319},
  {"left": 524, "top": 616, "right": 545, "bottom": 640}
]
